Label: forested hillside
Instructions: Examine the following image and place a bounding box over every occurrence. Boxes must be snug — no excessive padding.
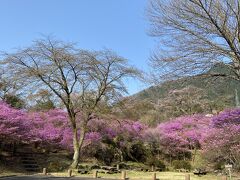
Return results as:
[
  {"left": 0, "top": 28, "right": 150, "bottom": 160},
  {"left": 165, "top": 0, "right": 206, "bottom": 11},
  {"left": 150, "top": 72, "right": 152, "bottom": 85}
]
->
[{"left": 118, "top": 64, "right": 240, "bottom": 125}]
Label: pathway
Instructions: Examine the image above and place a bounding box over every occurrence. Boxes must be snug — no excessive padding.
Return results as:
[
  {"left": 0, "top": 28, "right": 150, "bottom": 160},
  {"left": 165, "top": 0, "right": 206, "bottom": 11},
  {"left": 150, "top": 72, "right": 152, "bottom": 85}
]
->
[{"left": 0, "top": 176, "right": 117, "bottom": 180}]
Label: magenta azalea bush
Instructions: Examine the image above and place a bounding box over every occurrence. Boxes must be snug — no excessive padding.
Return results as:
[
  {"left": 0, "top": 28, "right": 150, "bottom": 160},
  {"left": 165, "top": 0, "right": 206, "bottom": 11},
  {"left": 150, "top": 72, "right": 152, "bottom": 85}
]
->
[
  {"left": 144, "top": 110, "right": 240, "bottom": 170},
  {"left": 212, "top": 108, "right": 240, "bottom": 127},
  {"left": 0, "top": 101, "right": 32, "bottom": 141},
  {"left": 144, "top": 115, "right": 211, "bottom": 161},
  {"left": 202, "top": 109, "right": 240, "bottom": 169},
  {"left": 0, "top": 101, "right": 147, "bottom": 163},
  {"left": 28, "top": 109, "right": 72, "bottom": 149},
  {"left": 85, "top": 118, "right": 147, "bottom": 163},
  {"left": 1, "top": 100, "right": 240, "bottom": 169}
]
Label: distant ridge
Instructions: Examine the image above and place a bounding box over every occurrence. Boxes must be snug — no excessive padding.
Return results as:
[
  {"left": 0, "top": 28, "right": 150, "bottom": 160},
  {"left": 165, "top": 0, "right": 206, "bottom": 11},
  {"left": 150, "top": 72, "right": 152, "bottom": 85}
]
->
[{"left": 133, "top": 64, "right": 240, "bottom": 105}]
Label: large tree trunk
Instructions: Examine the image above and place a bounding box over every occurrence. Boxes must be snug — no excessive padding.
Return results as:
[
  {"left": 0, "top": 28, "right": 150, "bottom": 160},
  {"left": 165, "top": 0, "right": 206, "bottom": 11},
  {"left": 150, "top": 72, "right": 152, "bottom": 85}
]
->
[
  {"left": 69, "top": 111, "right": 88, "bottom": 169},
  {"left": 70, "top": 126, "right": 86, "bottom": 169},
  {"left": 71, "top": 149, "right": 80, "bottom": 169},
  {"left": 70, "top": 128, "right": 80, "bottom": 169}
]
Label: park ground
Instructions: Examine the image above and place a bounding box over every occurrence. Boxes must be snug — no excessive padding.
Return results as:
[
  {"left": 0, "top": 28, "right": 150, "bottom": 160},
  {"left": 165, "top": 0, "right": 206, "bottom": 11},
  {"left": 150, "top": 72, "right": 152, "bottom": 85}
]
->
[
  {"left": 49, "top": 171, "right": 240, "bottom": 180},
  {"left": 0, "top": 171, "right": 239, "bottom": 180}
]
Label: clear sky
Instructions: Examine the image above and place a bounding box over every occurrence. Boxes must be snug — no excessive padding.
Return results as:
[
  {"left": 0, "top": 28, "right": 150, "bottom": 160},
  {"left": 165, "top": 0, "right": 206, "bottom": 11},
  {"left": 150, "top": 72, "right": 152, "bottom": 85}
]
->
[{"left": 0, "top": 0, "right": 154, "bottom": 95}]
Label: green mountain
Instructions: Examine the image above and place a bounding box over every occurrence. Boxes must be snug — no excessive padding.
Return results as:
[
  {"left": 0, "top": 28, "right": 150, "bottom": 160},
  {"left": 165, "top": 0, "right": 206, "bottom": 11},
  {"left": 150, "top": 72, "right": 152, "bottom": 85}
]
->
[
  {"left": 134, "top": 64, "right": 240, "bottom": 104},
  {"left": 120, "top": 64, "right": 240, "bottom": 125},
  {"left": 134, "top": 76, "right": 240, "bottom": 104}
]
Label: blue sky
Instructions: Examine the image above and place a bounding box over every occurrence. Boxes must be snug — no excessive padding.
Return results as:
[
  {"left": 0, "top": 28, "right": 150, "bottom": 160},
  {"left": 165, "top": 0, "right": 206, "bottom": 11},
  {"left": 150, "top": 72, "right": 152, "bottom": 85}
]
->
[{"left": 0, "top": 0, "right": 154, "bottom": 95}]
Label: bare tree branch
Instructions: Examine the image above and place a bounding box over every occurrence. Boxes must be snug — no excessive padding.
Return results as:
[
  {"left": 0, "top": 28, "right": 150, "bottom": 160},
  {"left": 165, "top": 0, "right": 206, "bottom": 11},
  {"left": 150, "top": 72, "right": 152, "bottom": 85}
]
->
[{"left": 147, "top": 0, "right": 240, "bottom": 82}]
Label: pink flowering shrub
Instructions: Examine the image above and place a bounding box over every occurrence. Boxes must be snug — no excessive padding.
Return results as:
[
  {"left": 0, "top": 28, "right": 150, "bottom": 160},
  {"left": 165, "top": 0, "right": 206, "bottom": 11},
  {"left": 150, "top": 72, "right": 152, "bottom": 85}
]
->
[
  {"left": 145, "top": 111, "right": 240, "bottom": 170},
  {"left": 144, "top": 115, "right": 211, "bottom": 161},
  {"left": 1, "top": 99, "right": 240, "bottom": 168},
  {"left": 0, "top": 101, "right": 32, "bottom": 142},
  {"left": 0, "top": 101, "right": 147, "bottom": 162},
  {"left": 202, "top": 109, "right": 240, "bottom": 169},
  {"left": 28, "top": 109, "right": 72, "bottom": 149},
  {"left": 212, "top": 108, "right": 240, "bottom": 127},
  {"left": 86, "top": 118, "right": 147, "bottom": 163}
]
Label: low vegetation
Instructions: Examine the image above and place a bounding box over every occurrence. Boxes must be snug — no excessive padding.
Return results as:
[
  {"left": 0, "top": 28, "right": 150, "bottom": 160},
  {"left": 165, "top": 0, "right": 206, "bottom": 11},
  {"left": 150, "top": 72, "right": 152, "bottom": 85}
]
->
[{"left": 0, "top": 100, "right": 240, "bottom": 174}]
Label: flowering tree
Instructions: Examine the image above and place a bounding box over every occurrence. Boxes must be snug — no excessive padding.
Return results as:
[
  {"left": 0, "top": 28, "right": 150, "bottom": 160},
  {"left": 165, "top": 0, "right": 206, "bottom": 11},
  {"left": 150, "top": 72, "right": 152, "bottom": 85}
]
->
[
  {"left": 144, "top": 115, "right": 211, "bottom": 163},
  {"left": 2, "top": 96, "right": 240, "bottom": 169},
  {"left": 0, "top": 102, "right": 73, "bottom": 151},
  {"left": 0, "top": 101, "right": 147, "bottom": 164},
  {"left": 116, "top": 121, "right": 147, "bottom": 162},
  {"left": 28, "top": 109, "right": 72, "bottom": 149},
  {"left": 202, "top": 109, "right": 240, "bottom": 169},
  {"left": 86, "top": 118, "right": 147, "bottom": 163},
  {"left": 30, "top": 110, "right": 105, "bottom": 151},
  {"left": 0, "top": 101, "right": 31, "bottom": 142}
]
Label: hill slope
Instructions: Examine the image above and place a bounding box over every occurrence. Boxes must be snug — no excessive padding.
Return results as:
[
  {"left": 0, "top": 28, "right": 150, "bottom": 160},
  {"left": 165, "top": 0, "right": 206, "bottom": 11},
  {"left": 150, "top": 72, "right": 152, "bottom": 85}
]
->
[
  {"left": 119, "top": 64, "right": 240, "bottom": 124},
  {"left": 134, "top": 76, "right": 240, "bottom": 104}
]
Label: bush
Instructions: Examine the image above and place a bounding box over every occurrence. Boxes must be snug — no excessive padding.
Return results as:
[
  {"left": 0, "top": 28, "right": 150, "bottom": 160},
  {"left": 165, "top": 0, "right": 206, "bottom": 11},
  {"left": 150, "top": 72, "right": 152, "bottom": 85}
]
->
[
  {"left": 172, "top": 160, "right": 191, "bottom": 170},
  {"left": 117, "top": 162, "right": 130, "bottom": 169},
  {"left": 155, "top": 160, "right": 166, "bottom": 170},
  {"left": 129, "top": 142, "right": 147, "bottom": 162},
  {"left": 146, "top": 157, "right": 166, "bottom": 170},
  {"left": 90, "top": 164, "right": 101, "bottom": 170},
  {"left": 48, "top": 162, "right": 66, "bottom": 172},
  {"left": 213, "top": 161, "right": 224, "bottom": 170},
  {"left": 94, "top": 146, "right": 115, "bottom": 165}
]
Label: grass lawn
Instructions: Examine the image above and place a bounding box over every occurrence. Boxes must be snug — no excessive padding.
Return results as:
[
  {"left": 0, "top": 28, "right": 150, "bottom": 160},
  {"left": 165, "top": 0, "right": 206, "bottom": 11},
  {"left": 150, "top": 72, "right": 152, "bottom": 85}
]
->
[{"left": 50, "top": 171, "right": 238, "bottom": 180}]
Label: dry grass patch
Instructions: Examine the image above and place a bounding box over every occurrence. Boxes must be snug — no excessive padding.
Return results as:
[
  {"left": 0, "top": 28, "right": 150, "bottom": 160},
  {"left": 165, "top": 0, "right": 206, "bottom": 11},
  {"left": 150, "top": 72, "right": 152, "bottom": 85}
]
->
[{"left": 49, "top": 171, "right": 235, "bottom": 180}]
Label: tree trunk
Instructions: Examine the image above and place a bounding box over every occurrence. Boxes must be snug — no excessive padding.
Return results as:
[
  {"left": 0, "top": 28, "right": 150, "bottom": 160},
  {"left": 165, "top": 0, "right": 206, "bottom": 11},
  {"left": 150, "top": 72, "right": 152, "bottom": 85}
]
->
[
  {"left": 70, "top": 126, "right": 86, "bottom": 169},
  {"left": 235, "top": 89, "right": 240, "bottom": 107},
  {"left": 69, "top": 112, "right": 88, "bottom": 169},
  {"left": 192, "top": 147, "right": 197, "bottom": 165},
  {"left": 71, "top": 147, "right": 80, "bottom": 169},
  {"left": 70, "top": 128, "right": 80, "bottom": 169}
]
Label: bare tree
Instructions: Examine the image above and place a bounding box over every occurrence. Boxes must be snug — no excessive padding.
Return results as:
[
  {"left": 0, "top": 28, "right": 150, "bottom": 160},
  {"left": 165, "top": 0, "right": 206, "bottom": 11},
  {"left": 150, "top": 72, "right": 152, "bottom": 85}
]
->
[
  {"left": 147, "top": 0, "right": 240, "bottom": 82},
  {"left": 0, "top": 69, "right": 25, "bottom": 108},
  {"left": 1, "top": 37, "right": 140, "bottom": 168},
  {"left": 28, "top": 89, "right": 56, "bottom": 111},
  {"left": 0, "top": 69, "right": 16, "bottom": 99}
]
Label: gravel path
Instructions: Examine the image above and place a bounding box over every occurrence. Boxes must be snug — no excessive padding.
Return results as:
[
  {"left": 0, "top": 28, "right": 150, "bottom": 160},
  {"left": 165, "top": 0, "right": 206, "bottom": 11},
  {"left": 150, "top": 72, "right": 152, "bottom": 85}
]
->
[{"left": 0, "top": 176, "right": 117, "bottom": 180}]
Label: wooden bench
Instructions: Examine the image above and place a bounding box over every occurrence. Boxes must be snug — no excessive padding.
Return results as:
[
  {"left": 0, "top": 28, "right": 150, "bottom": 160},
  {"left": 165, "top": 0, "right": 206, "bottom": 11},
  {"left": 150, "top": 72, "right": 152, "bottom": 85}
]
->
[{"left": 193, "top": 169, "right": 207, "bottom": 176}]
